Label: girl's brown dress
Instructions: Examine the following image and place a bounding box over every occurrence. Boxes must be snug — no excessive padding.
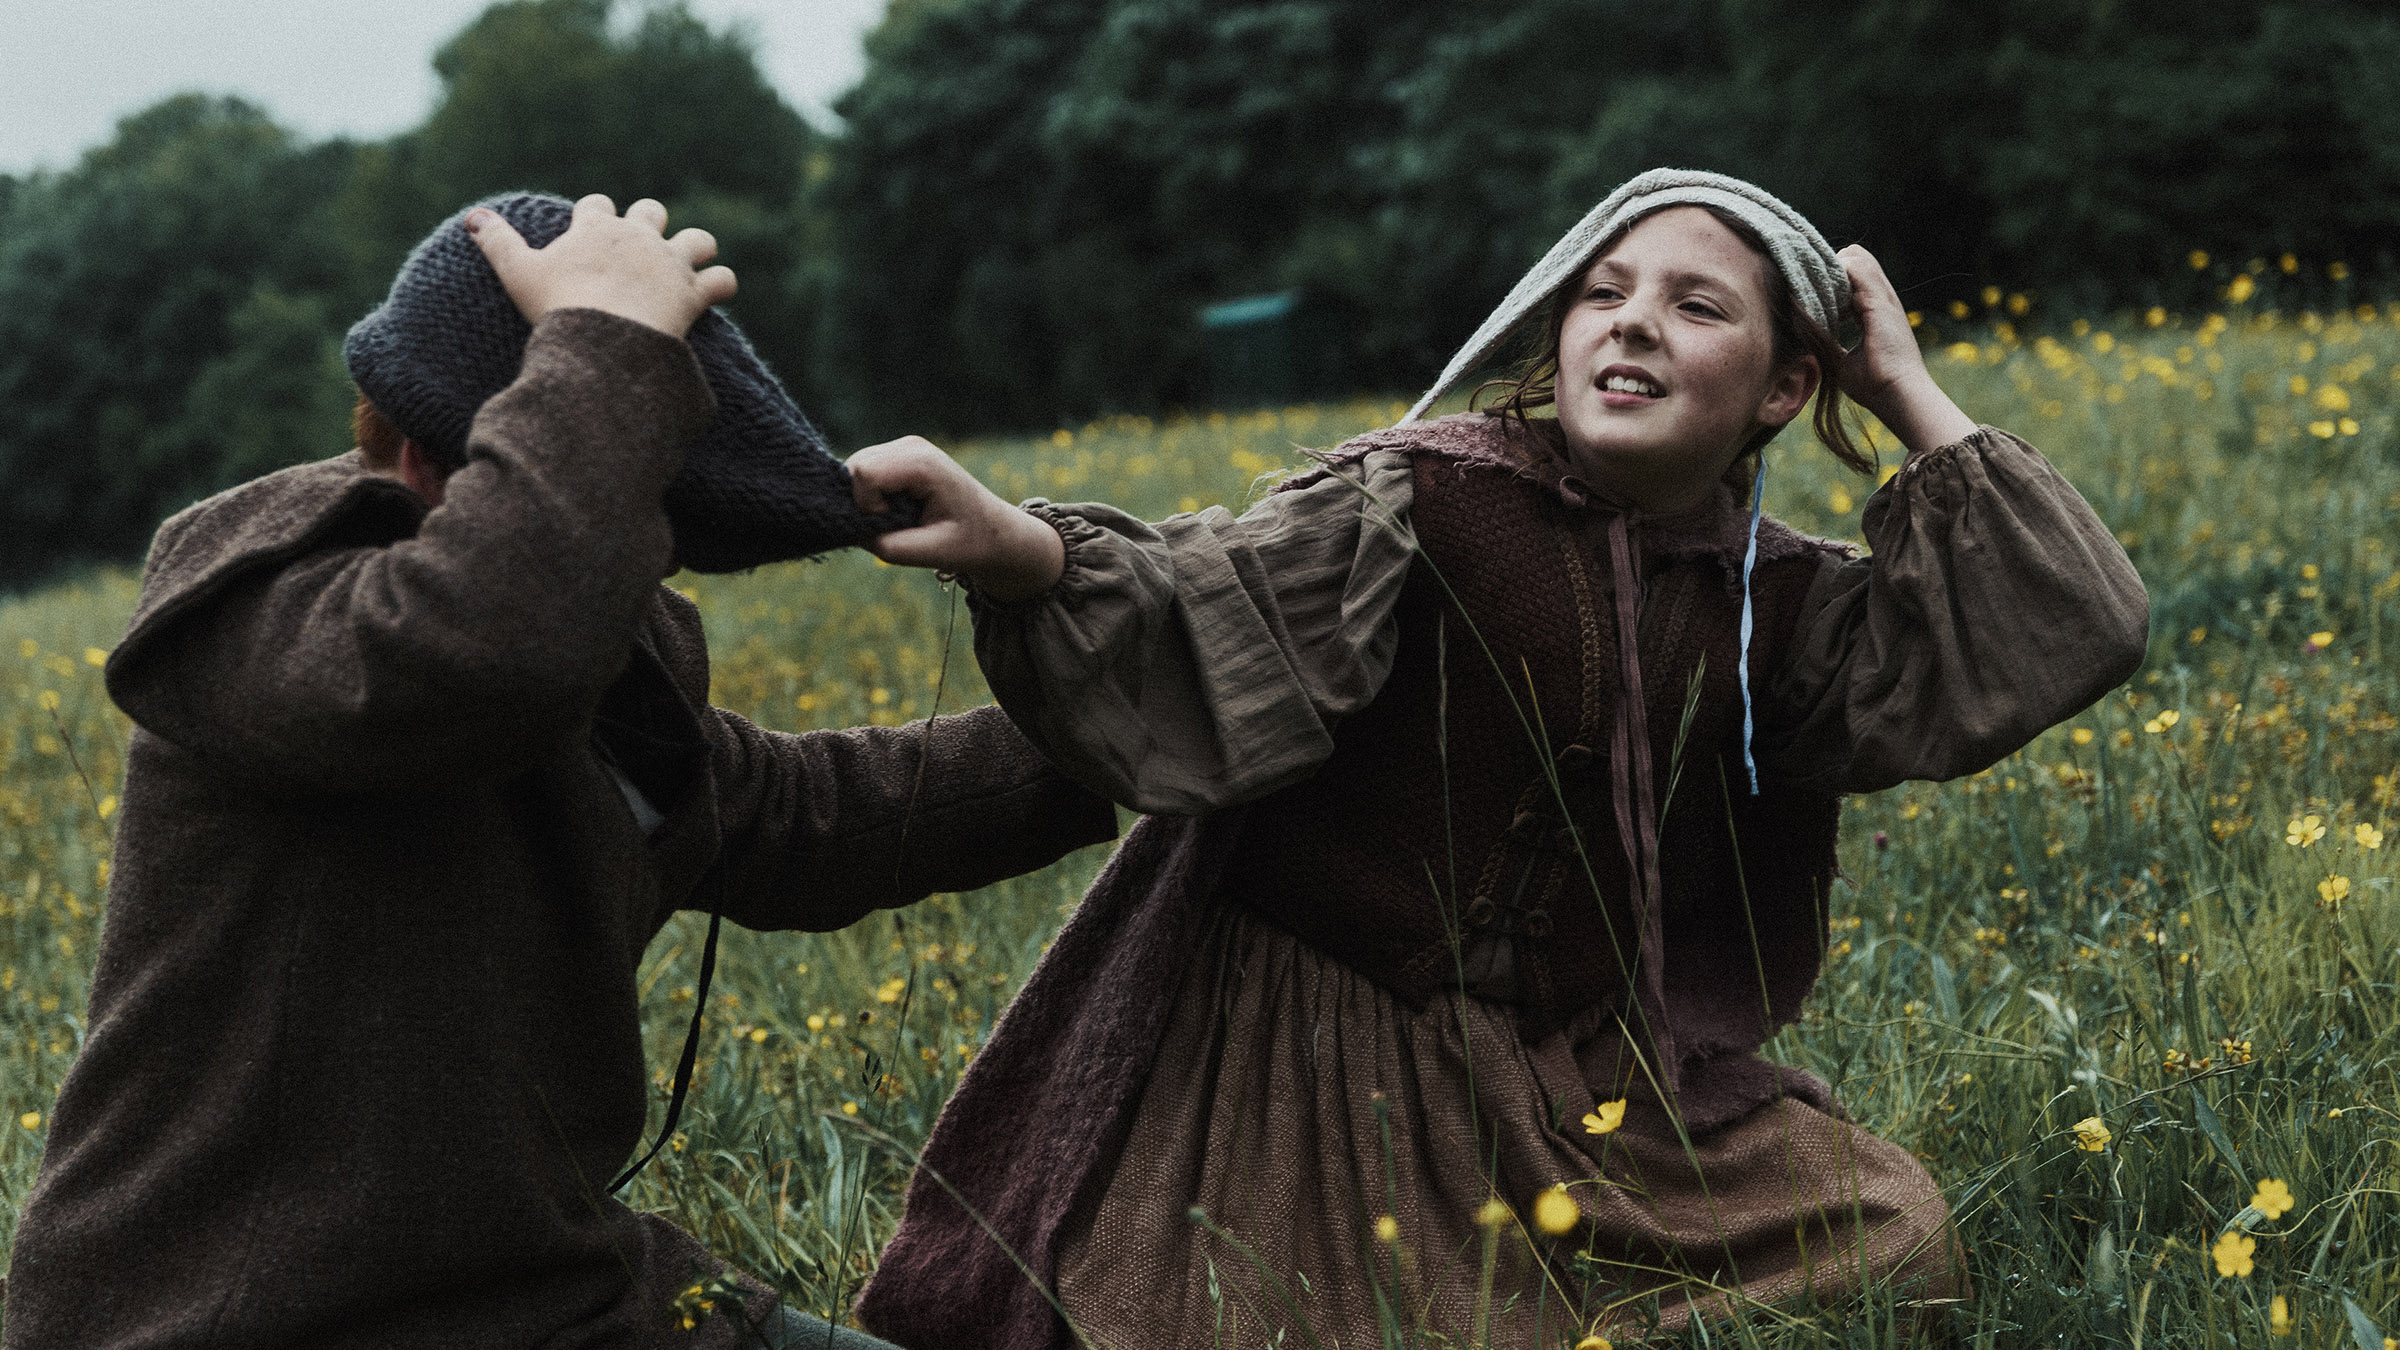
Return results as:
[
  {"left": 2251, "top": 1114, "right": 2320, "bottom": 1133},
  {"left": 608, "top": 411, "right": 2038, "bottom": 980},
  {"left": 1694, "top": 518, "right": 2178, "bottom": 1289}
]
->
[{"left": 858, "top": 414, "right": 2148, "bottom": 1348}]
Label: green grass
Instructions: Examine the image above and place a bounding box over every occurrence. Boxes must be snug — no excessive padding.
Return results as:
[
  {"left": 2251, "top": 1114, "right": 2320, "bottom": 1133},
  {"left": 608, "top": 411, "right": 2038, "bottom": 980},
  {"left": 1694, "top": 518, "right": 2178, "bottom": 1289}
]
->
[{"left": 4, "top": 302, "right": 2399, "bottom": 1347}]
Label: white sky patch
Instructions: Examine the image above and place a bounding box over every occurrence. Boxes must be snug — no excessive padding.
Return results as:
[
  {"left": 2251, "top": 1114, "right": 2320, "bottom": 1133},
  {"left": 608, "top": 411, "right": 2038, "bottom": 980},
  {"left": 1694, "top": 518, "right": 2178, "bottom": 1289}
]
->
[{"left": 0, "top": 0, "right": 886, "bottom": 176}]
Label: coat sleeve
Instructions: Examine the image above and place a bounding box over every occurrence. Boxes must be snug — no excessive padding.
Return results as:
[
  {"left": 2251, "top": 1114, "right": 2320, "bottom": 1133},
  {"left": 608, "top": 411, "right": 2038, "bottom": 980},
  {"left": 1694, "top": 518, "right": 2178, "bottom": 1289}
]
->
[
  {"left": 698, "top": 702, "right": 1121, "bottom": 932},
  {"left": 1758, "top": 425, "right": 2151, "bottom": 793},
  {"left": 968, "top": 449, "right": 1419, "bottom": 815},
  {"left": 105, "top": 310, "right": 712, "bottom": 794}
]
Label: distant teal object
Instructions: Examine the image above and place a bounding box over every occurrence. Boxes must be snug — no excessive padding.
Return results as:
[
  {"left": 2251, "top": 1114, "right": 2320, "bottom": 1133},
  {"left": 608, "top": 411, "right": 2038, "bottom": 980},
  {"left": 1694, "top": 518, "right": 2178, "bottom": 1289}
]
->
[
  {"left": 1198, "top": 289, "right": 1352, "bottom": 409},
  {"left": 1199, "top": 292, "right": 1302, "bottom": 328}
]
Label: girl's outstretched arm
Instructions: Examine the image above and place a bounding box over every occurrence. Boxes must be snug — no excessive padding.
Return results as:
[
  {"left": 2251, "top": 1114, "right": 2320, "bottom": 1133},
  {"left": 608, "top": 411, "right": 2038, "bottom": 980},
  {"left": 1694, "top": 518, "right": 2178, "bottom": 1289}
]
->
[
  {"left": 853, "top": 438, "right": 1419, "bottom": 815},
  {"left": 848, "top": 435, "right": 1067, "bottom": 600}
]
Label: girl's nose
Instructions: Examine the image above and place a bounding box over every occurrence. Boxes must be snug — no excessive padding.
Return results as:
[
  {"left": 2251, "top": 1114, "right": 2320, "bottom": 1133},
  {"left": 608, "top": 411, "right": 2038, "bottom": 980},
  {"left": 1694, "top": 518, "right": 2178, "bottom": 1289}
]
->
[{"left": 1610, "top": 304, "right": 1661, "bottom": 348}]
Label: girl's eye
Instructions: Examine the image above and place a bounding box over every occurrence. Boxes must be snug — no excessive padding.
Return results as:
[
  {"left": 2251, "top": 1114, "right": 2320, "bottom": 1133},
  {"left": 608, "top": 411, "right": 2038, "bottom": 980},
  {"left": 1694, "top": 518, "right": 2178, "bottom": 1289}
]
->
[{"left": 1680, "top": 299, "right": 1722, "bottom": 318}]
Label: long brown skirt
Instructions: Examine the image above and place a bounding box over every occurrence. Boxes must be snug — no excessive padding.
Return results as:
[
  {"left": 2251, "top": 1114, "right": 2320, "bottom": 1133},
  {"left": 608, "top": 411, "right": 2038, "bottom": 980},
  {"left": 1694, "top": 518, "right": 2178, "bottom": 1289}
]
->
[{"left": 1054, "top": 906, "right": 1962, "bottom": 1347}]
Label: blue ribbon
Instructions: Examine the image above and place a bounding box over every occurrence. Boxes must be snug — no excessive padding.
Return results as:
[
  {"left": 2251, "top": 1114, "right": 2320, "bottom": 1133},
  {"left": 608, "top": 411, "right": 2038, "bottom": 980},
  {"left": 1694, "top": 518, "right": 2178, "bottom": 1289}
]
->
[{"left": 1737, "top": 456, "right": 1766, "bottom": 796}]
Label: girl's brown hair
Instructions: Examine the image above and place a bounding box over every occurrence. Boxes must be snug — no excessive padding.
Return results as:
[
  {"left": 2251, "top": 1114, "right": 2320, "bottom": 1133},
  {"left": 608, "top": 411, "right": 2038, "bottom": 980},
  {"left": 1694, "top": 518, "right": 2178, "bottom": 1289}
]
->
[{"left": 1472, "top": 205, "right": 1874, "bottom": 487}]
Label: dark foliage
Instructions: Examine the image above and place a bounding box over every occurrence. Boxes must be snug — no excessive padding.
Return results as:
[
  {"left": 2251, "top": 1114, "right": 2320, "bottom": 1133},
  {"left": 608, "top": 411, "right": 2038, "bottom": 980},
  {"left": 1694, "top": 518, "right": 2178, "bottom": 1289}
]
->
[{"left": 3, "top": 0, "right": 2396, "bottom": 584}]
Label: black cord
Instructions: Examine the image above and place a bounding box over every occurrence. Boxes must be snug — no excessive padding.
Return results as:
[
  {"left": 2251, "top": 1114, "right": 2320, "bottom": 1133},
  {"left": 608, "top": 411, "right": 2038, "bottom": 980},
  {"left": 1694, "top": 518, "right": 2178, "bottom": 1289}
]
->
[{"left": 610, "top": 903, "right": 724, "bottom": 1194}]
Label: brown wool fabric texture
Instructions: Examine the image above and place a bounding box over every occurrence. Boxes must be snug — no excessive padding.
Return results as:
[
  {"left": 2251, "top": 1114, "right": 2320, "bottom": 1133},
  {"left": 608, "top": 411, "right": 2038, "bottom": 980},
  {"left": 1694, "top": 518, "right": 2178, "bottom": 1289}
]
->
[
  {"left": 0, "top": 309, "right": 1118, "bottom": 1350},
  {"left": 859, "top": 412, "right": 2147, "bottom": 1350},
  {"left": 1220, "top": 430, "right": 1842, "bottom": 1051},
  {"left": 1054, "top": 906, "right": 1963, "bottom": 1348}
]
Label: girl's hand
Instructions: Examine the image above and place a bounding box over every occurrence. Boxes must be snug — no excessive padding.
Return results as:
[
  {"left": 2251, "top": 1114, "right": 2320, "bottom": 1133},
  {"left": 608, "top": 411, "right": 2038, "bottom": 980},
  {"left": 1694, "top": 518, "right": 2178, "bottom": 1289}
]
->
[
  {"left": 1836, "top": 244, "right": 1978, "bottom": 454},
  {"left": 848, "top": 437, "right": 1067, "bottom": 602}
]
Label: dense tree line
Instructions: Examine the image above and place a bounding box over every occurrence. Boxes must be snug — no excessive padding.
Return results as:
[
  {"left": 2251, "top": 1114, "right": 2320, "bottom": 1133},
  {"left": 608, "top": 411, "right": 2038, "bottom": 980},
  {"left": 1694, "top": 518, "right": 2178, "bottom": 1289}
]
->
[{"left": 2, "top": 0, "right": 2395, "bottom": 585}]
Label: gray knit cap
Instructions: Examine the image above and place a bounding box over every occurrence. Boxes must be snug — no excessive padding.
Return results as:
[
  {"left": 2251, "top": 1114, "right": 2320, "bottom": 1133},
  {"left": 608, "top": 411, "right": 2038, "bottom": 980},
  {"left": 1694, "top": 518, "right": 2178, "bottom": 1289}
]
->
[
  {"left": 1404, "top": 168, "right": 1852, "bottom": 423},
  {"left": 344, "top": 191, "right": 915, "bottom": 573}
]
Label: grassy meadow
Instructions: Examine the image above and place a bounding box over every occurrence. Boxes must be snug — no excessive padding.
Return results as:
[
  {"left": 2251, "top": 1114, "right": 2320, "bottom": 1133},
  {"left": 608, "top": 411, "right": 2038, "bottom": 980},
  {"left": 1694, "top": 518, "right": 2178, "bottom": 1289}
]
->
[{"left": 4, "top": 293, "right": 2400, "bottom": 1346}]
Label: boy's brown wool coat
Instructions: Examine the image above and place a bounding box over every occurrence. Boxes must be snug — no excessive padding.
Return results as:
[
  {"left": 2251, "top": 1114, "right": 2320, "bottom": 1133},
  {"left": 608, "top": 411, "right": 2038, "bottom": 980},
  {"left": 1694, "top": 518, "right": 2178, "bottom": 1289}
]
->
[{"left": 1, "top": 310, "right": 1117, "bottom": 1350}]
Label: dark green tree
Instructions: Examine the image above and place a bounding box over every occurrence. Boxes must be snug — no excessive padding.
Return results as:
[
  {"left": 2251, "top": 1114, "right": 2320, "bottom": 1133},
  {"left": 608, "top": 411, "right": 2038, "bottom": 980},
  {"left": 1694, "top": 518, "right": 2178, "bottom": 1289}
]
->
[
  {"left": 816, "top": 0, "right": 2400, "bottom": 438},
  {"left": 0, "top": 96, "right": 359, "bottom": 585},
  {"left": 343, "top": 0, "right": 818, "bottom": 346}
]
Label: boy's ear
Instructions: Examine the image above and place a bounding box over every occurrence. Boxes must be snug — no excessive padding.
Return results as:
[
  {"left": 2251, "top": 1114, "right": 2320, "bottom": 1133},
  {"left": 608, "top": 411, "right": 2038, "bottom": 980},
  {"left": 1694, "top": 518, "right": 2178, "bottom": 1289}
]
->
[{"left": 398, "top": 440, "right": 450, "bottom": 509}]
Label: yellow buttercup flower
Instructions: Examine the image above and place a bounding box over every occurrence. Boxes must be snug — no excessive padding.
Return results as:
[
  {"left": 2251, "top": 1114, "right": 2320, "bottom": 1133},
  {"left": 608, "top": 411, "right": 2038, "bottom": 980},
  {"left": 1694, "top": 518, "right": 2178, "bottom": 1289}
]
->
[
  {"left": 2270, "top": 1293, "right": 2293, "bottom": 1336},
  {"left": 18, "top": 1112, "right": 39, "bottom": 1130},
  {"left": 2318, "top": 876, "right": 2350, "bottom": 905},
  {"left": 35, "top": 689, "right": 59, "bottom": 711},
  {"left": 2144, "top": 710, "right": 2179, "bottom": 734},
  {"left": 1583, "top": 1099, "right": 1626, "bottom": 1135},
  {"left": 1374, "top": 1214, "right": 1400, "bottom": 1243},
  {"left": 2287, "top": 815, "right": 2327, "bottom": 847},
  {"left": 1534, "top": 1184, "right": 1580, "bottom": 1235},
  {"left": 2356, "top": 823, "right": 2383, "bottom": 850},
  {"left": 875, "top": 977, "right": 907, "bottom": 1003},
  {"left": 2072, "top": 1116, "right": 2111, "bottom": 1152},
  {"left": 2211, "top": 1230, "right": 2255, "bottom": 1277},
  {"left": 2250, "top": 1178, "right": 2294, "bottom": 1219},
  {"left": 1476, "top": 1197, "right": 1512, "bottom": 1229},
  {"left": 1576, "top": 1337, "right": 1614, "bottom": 1350},
  {"left": 2309, "top": 631, "right": 2335, "bottom": 648}
]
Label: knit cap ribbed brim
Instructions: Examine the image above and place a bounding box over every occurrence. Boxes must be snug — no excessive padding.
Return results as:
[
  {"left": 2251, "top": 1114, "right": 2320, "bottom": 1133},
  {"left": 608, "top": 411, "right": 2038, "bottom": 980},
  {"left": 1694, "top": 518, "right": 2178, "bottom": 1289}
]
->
[{"left": 344, "top": 191, "right": 914, "bottom": 572}]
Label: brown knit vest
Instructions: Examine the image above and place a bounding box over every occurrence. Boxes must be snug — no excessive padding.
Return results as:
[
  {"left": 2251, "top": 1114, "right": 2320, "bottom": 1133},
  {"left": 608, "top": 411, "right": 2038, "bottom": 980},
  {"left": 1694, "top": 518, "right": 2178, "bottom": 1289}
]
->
[{"left": 1220, "top": 449, "right": 1841, "bottom": 1048}]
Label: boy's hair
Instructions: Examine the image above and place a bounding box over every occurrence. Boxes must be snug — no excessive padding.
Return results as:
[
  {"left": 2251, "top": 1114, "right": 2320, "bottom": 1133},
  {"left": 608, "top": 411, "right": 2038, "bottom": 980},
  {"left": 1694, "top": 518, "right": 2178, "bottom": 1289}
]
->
[
  {"left": 353, "top": 391, "right": 405, "bottom": 472},
  {"left": 1473, "top": 204, "right": 1875, "bottom": 485}
]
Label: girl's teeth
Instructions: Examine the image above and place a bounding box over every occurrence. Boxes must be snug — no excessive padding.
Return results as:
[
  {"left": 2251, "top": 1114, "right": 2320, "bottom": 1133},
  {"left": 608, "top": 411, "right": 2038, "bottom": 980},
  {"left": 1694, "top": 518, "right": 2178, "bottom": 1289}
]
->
[{"left": 1605, "top": 376, "right": 1661, "bottom": 396}]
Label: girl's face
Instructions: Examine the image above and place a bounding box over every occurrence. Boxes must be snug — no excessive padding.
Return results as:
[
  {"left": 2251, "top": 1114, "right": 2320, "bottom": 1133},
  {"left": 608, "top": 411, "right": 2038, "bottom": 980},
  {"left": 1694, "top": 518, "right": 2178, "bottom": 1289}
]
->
[{"left": 1553, "top": 206, "right": 1818, "bottom": 512}]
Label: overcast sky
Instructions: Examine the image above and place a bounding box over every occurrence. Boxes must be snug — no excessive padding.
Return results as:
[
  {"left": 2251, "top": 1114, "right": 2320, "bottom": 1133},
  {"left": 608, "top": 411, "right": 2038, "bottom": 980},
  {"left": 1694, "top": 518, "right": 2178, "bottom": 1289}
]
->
[{"left": 0, "top": 0, "right": 889, "bottom": 176}]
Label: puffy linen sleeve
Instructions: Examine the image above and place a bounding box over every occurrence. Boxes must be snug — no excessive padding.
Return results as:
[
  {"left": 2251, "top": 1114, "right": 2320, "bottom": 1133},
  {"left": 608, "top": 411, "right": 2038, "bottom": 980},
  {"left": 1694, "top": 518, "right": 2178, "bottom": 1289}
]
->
[
  {"left": 970, "top": 449, "right": 1418, "bottom": 815},
  {"left": 1760, "top": 426, "right": 2150, "bottom": 794}
]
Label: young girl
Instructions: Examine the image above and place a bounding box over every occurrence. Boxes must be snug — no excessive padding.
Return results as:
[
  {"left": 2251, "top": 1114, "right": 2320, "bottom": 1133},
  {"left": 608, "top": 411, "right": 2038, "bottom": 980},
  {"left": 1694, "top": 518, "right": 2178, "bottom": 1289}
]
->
[{"left": 850, "top": 169, "right": 2148, "bottom": 1347}]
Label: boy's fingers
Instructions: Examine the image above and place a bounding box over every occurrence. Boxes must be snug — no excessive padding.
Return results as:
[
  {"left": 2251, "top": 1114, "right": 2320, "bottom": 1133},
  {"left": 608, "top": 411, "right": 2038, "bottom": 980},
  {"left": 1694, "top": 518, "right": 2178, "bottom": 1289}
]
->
[
  {"left": 466, "top": 209, "right": 536, "bottom": 281},
  {"left": 627, "top": 197, "right": 669, "bottom": 234},
  {"left": 572, "top": 192, "right": 618, "bottom": 226},
  {"left": 694, "top": 264, "right": 738, "bottom": 308},
  {"left": 671, "top": 227, "right": 719, "bottom": 267}
]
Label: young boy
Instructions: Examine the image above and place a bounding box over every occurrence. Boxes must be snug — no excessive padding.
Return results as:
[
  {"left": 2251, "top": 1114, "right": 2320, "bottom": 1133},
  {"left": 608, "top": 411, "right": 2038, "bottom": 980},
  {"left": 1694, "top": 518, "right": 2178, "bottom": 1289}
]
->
[{"left": 1, "top": 194, "right": 1114, "bottom": 1350}]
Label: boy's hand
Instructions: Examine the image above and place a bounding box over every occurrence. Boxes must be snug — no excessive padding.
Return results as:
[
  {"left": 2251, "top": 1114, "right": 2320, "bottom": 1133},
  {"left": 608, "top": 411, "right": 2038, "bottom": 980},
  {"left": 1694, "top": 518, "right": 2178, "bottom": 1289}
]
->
[
  {"left": 468, "top": 194, "right": 736, "bottom": 339},
  {"left": 848, "top": 437, "right": 1067, "bottom": 603},
  {"left": 1836, "top": 243, "right": 1978, "bottom": 454}
]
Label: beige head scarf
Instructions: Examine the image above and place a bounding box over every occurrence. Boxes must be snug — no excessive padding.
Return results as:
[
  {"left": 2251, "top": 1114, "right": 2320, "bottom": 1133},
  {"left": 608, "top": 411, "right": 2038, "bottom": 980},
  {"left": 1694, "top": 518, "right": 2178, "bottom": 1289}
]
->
[{"left": 1402, "top": 168, "right": 1852, "bottom": 424}]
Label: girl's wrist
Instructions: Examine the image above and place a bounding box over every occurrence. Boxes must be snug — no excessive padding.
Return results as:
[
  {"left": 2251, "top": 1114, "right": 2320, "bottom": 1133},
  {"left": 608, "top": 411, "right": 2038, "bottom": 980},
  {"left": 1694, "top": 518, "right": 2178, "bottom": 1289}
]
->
[
  {"left": 1868, "top": 374, "right": 1978, "bottom": 455},
  {"left": 962, "top": 508, "right": 1067, "bottom": 603}
]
